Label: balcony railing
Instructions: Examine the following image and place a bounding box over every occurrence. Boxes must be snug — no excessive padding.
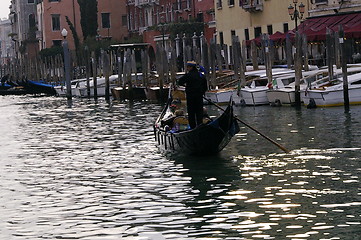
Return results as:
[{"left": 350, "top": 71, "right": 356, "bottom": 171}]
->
[
  {"left": 242, "top": 0, "right": 263, "bottom": 12},
  {"left": 135, "top": 0, "right": 159, "bottom": 7},
  {"left": 173, "top": 0, "right": 192, "bottom": 11}
]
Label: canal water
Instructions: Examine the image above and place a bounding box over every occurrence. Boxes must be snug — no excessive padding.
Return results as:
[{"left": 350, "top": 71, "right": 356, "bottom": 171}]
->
[{"left": 0, "top": 95, "right": 360, "bottom": 240}]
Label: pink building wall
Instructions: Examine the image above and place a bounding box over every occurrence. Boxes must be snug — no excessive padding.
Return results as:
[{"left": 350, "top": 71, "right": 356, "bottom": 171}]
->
[
  {"left": 97, "top": 0, "right": 128, "bottom": 43},
  {"left": 39, "top": 0, "right": 83, "bottom": 50},
  {"left": 39, "top": 0, "right": 128, "bottom": 51}
]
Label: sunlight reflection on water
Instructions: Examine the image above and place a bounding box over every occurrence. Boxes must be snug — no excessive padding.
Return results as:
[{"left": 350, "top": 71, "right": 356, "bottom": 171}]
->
[{"left": 0, "top": 96, "right": 360, "bottom": 239}]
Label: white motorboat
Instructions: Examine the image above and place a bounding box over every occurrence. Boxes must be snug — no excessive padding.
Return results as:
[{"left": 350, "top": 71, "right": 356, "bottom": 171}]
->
[
  {"left": 205, "top": 87, "right": 243, "bottom": 105},
  {"left": 302, "top": 71, "right": 361, "bottom": 107},
  {"left": 266, "top": 69, "right": 327, "bottom": 106},
  {"left": 240, "top": 68, "right": 294, "bottom": 105},
  {"left": 54, "top": 78, "right": 86, "bottom": 96},
  {"left": 55, "top": 75, "right": 120, "bottom": 97},
  {"left": 74, "top": 75, "right": 119, "bottom": 97}
]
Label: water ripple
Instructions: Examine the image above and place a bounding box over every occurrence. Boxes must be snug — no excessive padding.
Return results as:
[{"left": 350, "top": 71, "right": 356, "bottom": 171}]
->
[{"left": 0, "top": 97, "right": 360, "bottom": 239}]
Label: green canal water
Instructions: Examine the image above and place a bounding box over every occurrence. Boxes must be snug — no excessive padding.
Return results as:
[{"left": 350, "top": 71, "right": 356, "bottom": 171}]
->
[{"left": 0, "top": 95, "right": 360, "bottom": 239}]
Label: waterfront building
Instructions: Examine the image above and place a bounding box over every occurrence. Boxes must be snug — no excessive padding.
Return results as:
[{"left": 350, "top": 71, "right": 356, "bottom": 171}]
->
[
  {"left": 309, "top": 0, "right": 361, "bottom": 17},
  {"left": 9, "top": 0, "right": 38, "bottom": 59},
  {"left": 36, "top": 0, "right": 82, "bottom": 51},
  {"left": 126, "top": 0, "right": 216, "bottom": 51},
  {"left": 0, "top": 19, "right": 15, "bottom": 64},
  {"left": 215, "top": 0, "right": 310, "bottom": 46},
  {"left": 36, "top": 0, "right": 129, "bottom": 51},
  {"left": 97, "top": 0, "right": 129, "bottom": 43}
]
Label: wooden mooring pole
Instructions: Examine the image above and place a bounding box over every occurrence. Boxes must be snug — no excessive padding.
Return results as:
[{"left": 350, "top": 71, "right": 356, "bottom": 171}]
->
[
  {"left": 84, "top": 46, "right": 91, "bottom": 98},
  {"left": 91, "top": 51, "right": 98, "bottom": 100},
  {"left": 339, "top": 25, "right": 349, "bottom": 109},
  {"left": 102, "top": 50, "right": 110, "bottom": 101},
  {"left": 294, "top": 32, "right": 303, "bottom": 107}
]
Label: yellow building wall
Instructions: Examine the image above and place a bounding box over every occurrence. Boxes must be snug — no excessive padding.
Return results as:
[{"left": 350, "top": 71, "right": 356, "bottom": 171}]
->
[{"left": 215, "top": 0, "right": 310, "bottom": 46}]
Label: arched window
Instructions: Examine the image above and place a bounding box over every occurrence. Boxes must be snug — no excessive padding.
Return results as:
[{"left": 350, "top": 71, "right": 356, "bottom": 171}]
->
[{"left": 29, "top": 14, "right": 36, "bottom": 29}]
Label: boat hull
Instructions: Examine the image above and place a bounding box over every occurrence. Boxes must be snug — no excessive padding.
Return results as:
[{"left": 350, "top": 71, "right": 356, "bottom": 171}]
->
[
  {"left": 241, "top": 87, "right": 269, "bottom": 105},
  {"left": 155, "top": 102, "right": 239, "bottom": 155},
  {"left": 302, "top": 86, "right": 361, "bottom": 107},
  {"left": 144, "top": 87, "right": 169, "bottom": 102},
  {"left": 24, "top": 80, "right": 57, "bottom": 95},
  {"left": 111, "top": 86, "right": 147, "bottom": 100},
  {"left": 267, "top": 88, "right": 296, "bottom": 105},
  {"left": 205, "top": 88, "right": 243, "bottom": 105}
]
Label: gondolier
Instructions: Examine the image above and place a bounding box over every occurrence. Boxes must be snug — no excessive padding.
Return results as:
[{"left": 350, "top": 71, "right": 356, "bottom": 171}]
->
[{"left": 178, "top": 61, "right": 207, "bottom": 129}]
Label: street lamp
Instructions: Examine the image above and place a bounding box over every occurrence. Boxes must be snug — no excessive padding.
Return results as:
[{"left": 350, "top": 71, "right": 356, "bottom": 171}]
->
[
  {"left": 62, "top": 28, "right": 72, "bottom": 101},
  {"left": 61, "top": 28, "right": 68, "bottom": 39},
  {"left": 96, "top": 28, "right": 102, "bottom": 42},
  {"left": 288, "top": 0, "right": 305, "bottom": 32}
]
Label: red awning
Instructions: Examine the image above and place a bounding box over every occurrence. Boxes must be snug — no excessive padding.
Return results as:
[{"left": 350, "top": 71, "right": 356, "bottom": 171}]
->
[
  {"left": 298, "top": 12, "right": 361, "bottom": 41},
  {"left": 246, "top": 12, "right": 361, "bottom": 46},
  {"left": 245, "top": 30, "right": 295, "bottom": 46}
]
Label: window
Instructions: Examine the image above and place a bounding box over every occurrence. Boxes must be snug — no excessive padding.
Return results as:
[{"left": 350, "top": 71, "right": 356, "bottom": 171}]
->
[
  {"left": 315, "top": 0, "right": 327, "bottom": 3},
  {"left": 283, "top": 23, "right": 289, "bottom": 33},
  {"left": 102, "top": 13, "right": 110, "bottom": 28},
  {"left": 229, "top": 0, "right": 234, "bottom": 6},
  {"left": 231, "top": 30, "right": 236, "bottom": 37},
  {"left": 52, "top": 40, "right": 62, "bottom": 46},
  {"left": 28, "top": 0, "right": 35, "bottom": 3},
  {"left": 267, "top": 25, "right": 273, "bottom": 35},
  {"left": 49, "top": 0, "right": 60, "bottom": 2},
  {"left": 219, "top": 32, "right": 224, "bottom": 46},
  {"left": 29, "top": 14, "right": 36, "bottom": 28},
  {"left": 122, "top": 15, "right": 127, "bottom": 27},
  {"left": 197, "top": 12, "right": 203, "bottom": 22},
  {"left": 52, "top": 14, "right": 60, "bottom": 31},
  {"left": 244, "top": 28, "right": 249, "bottom": 41},
  {"left": 254, "top": 27, "right": 262, "bottom": 38}
]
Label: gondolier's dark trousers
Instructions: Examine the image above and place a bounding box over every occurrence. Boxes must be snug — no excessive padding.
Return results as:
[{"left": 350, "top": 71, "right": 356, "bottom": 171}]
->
[{"left": 186, "top": 93, "right": 203, "bottom": 129}]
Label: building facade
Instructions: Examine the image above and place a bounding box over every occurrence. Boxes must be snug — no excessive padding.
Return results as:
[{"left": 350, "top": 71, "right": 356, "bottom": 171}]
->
[
  {"left": 9, "top": 0, "right": 38, "bottom": 58},
  {"left": 36, "top": 0, "right": 128, "bottom": 51},
  {"left": 215, "top": 0, "right": 310, "bottom": 46},
  {"left": 127, "top": 0, "right": 216, "bottom": 49},
  {"left": 97, "top": 0, "right": 129, "bottom": 42},
  {"left": 309, "top": 0, "right": 361, "bottom": 17},
  {"left": 0, "top": 19, "right": 15, "bottom": 64},
  {"left": 36, "top": 0, "right": 83, "bottom": 50}
]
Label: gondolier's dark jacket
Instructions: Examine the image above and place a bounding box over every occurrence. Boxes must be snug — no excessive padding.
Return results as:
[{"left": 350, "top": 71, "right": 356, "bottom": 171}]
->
[{"left": 178, "top": 69, "right": 207, "bottom": 96}]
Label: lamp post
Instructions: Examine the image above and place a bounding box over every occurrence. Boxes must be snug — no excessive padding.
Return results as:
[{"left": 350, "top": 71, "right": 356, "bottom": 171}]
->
[
  {"left": 159, "top": 16, "right": 166, "bottom": 49},
  {"left": 62, "top": 28, "right": 72, "bottom": 101},
  {"left": 288, "top": 0, "right": 305, "bottom": 32}
]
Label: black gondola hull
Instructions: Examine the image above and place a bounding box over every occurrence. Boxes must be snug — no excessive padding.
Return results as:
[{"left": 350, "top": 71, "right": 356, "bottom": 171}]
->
[{"left": 155, "top": 100, "right": 239, "bottom": 155}]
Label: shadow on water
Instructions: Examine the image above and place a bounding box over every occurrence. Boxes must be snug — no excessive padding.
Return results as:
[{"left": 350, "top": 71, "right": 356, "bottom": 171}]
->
[{"left": 1, "top": 96, "right": 361, "bottom": 239}]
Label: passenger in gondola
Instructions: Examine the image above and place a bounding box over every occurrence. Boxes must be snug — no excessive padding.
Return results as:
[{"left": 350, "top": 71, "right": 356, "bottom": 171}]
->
[
  {"left": 202, "top": 107, "right": 212, "bottom": 124},
  {"left": 177, "top": 61, "right": 208, "bottom": 129},
  {"left": 1, "top": 74, "right": 9, "bottom": 86}
]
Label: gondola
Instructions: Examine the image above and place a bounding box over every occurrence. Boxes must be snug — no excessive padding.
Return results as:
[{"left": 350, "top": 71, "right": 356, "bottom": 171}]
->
[
  {"left": 154, "top": 93, "right": 240, "bottom": 155},
  {"left": 22, "top": 80, "right": 57, "bottom": 95}
]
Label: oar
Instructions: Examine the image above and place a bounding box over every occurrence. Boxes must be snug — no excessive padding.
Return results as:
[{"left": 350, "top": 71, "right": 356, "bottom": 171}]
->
[{"left": 204, "top": 97, "right": 290, "bottom": 153}]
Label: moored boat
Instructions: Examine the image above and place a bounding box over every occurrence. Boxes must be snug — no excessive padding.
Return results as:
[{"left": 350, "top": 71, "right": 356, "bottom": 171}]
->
[
  {"left": 23, "top": 80, "right": 57, "bottom": 95},
  {"left": 266, "top": 69, "right": 327, "bottom": 106},
  {"left": 240, "top": 68, "right": 294, "bottom": 106},
  {"left": 302, "top": 72, "right": 361, "bottom": 107},
  {"left": 205, "top": 87, "right": 243, "bottom": 105}
]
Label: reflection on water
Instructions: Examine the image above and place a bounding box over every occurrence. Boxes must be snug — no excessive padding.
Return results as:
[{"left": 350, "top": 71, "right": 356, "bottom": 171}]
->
[{"left": 0, "top": 96, "right": 360, "bottom": 239}]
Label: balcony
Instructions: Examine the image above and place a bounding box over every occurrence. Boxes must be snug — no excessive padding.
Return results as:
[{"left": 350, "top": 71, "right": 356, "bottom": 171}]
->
[
  {"left": 135, "top": 0, "right": 159, "bottom": 7},
  {"left": 127, "top": 0, "right": 135, "bottom": 5},
  {"left": 173, "top": 1, "right": 192, "bottom": 12},
  {"left": 242, "top": 0, "right": 263, "bottom": 12}
]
